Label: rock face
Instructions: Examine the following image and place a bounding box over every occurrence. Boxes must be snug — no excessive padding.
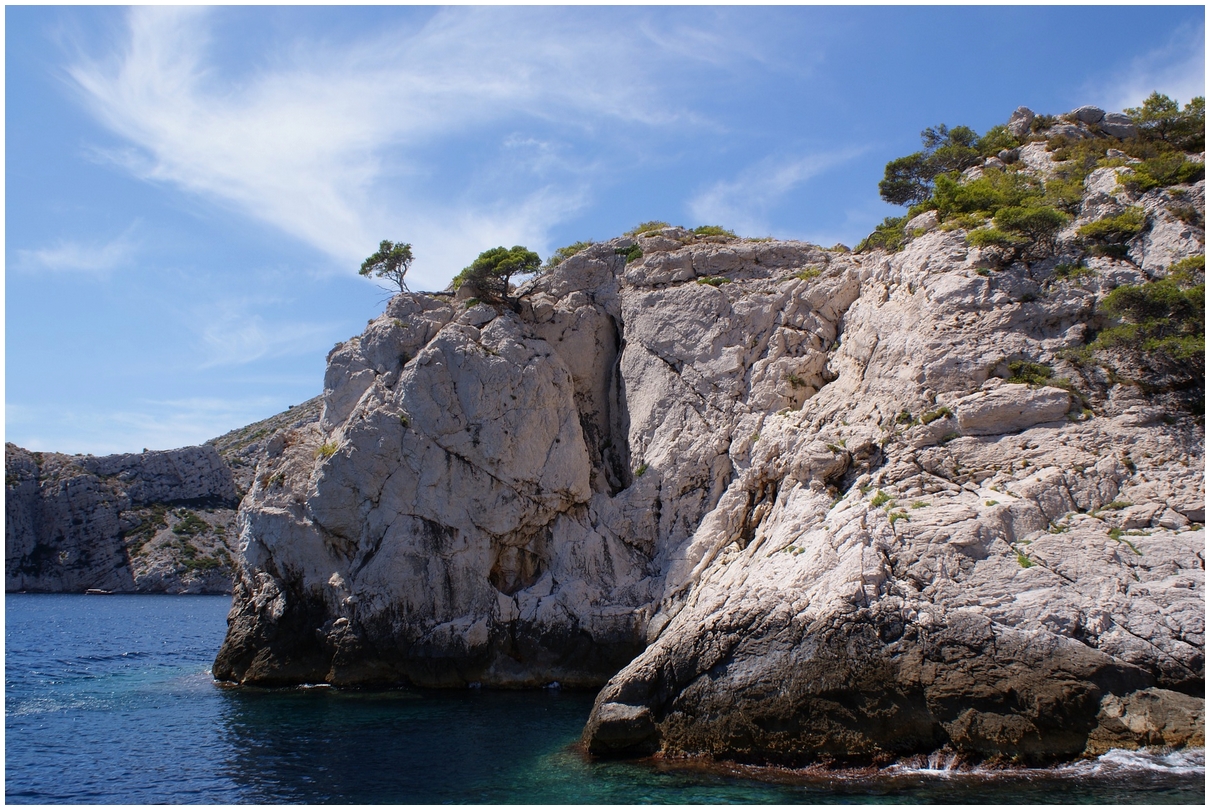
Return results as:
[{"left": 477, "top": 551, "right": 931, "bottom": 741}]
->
[
  {"left": 215, "top": 106, "right": 1205, "bottom": 763},
  {"left": 5, "top": 444, "right": 240, "bottom": 593},
  {"left": 4, "top": 397, "right": 324, "bottom": 594}
]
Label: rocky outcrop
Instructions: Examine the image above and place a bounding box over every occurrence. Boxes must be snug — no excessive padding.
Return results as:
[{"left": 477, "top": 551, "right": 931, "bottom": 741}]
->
[
  {"left": 214, "top": 105, "right": 1205, "bottom": 763},
  {"left": 6, "top": 444, "right": 240, "bottom": 593}
]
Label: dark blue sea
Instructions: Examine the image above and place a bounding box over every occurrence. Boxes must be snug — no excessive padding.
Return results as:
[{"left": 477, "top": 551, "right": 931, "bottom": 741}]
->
[{"left": 4, "top": 594, "right": 1204, "bottom": 804}]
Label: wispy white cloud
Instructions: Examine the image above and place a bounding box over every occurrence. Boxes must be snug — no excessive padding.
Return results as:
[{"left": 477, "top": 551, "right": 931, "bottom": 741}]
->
[
  {"left": 63, "top": 6, "right": 764, "bottom": 289},
  {"left": 1085, "top": 21, "right": 1205, "bottom": 113},
  {"left": 193, "top": 298, "right": 339, "bottom": 369},
  {"left": 688, "top": 147, "right": 868, "bottom": 237},
  {"left": 15, "top": 222, "right": 140, "bottom": 276}
]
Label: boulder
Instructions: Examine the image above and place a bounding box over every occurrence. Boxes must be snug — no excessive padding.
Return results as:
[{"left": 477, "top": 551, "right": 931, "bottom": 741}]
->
[
  {"left": 1100, "top": 112, "right": 1138, "bottom": 139},
  {"left": 949, "top": 381, "right": 1072, "bottom": 436},
  {"left": 1008, "top": 106, "right": 1035, "bottom": 138},
  {"left": 904, "top": 210, "right": 939, "bottom": 234},
  {"left": 1070, "top": 105, "right": 1105, "bottom": 124},
  {"left": 1085, "top": 688, "right": 1206, "bottom": 754}
]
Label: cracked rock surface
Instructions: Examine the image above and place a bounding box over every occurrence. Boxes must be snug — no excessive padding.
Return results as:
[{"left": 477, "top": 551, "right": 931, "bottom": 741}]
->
[{"left": 214, "top": 118, "right": 1204, "bottom": 762}]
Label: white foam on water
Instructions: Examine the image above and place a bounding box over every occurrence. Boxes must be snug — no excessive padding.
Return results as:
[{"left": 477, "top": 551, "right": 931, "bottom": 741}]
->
[
  {"left": 1061, "top": 748, "right": 1206, "bottom": 777},
  {"left": 880, "top": 748, "right": 1204, "bottom": 781}
]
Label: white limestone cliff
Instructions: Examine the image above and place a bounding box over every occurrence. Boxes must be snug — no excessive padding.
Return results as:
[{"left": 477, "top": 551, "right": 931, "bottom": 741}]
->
[{"left": 213, "top": 108, "right": 1205, "bottom": 762}]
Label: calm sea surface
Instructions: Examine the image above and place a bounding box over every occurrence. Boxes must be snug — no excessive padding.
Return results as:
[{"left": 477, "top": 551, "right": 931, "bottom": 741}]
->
[{"left": 4, "top": 594, "right": 1204, "bottom": 804}]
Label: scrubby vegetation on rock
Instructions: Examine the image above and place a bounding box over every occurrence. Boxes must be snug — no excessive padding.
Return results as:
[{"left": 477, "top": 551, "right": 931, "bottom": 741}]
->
[{"left": 125, "top": 94, "right": 1209, "bottom": 767}]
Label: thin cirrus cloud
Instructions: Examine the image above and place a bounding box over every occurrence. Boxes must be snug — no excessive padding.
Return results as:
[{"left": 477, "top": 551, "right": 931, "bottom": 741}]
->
[
  {"left": 15, "top": 223, "right": 140, "bottom": 276},
  {"left": 194, "top": 298, "right": 338, "bottom": 369},
  {"left": 1087, "top": 21, "right": 1205, "bottom": 113},
  {"left": 688, "top": 147, "right": 869, "bottom": 239},
  {"left": 62, "top": 6, "right": 767, "bottom": 289}
]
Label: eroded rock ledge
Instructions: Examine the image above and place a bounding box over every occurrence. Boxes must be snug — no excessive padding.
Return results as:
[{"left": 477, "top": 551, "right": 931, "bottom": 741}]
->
[{"left": 214, "top": 116, "right": 1204, "bottom": 763}]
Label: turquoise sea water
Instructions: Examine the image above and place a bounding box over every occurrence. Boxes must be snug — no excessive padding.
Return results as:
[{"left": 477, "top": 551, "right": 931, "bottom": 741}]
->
[{"left": 4, "top": 594, "right": 1204, "bottom": 803}]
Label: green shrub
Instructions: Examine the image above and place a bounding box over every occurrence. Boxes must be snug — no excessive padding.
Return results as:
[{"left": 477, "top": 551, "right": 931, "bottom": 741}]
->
[
  {"left": 1125, "top": 92, "right": 1205, "bottom": 152},
  {"left": 545, "top": 241, "right": 594, "bottom": 269},
  {"left": 626, "top": 220, "right": 670, "bottom": 237},
  {"left": 856, "top": 216, "right": 909, "bottom": 253},
  {"left": 1017, "top": 553, "right": 1034, "bottom": 568},
  {"left": 123, "top": 505, "right": 168, "bottom": 554},
  {"left": 1007, "top": 360, "right": 1053, "bottom": 385},
  {"left": 696, "top": 276, "right": 731, "bottom": 287},
  {"left": 966, "top": 227, "right": 1025, "bottom": 248},
  {"left": 920, "top": 406, "right": 953, "bottom": 424},
  {"left": 1030, "top": 114, "right": 1057, "bottom": 133},
  {"left": 172, "top": 510, "right": 209, "bottom": 538},
  {"left": 994, "top": 204, "right": 1069, "bottom": 240},
  {"left": 182, "top": 555, "right": 221, "bottom": 572},
  {"left": 878, "top": 124, "right": 982, "bottom": 206},
  {"left": 940, "top": 211, "right": 991, "bottom": 231},
  {"left": 359, "top": 239, "right": 414, "bottom": 293},
  {"left": 451, "top": 245, "right": 541, "bottom": 303},
  {"left": 870, "top": 490, "right": 892, "bottom": 508},
  {"left": 315, "top": 441, "right": 339, "bottom": 460},
  {"left": 1168, "top": 203, "right": 1204, "bottom": 228},
  {"left": 1077, "top": 207, "right": 1147, "bottom": 245},
  {"left": 693, "top": 225, "right": 737, "bottom": 238},
  {"left": 976, "top": 125, "right": 1020, "bottom": 156},
  {"left": 634, "top": 462, "right": 649, "bottom": 477},
  {"left": 785, "top": 372, "right": 806, "bottom": 388},
  {"left": 794, "top": 267, "right": 822, "bottom": 281},
  {"left": 1125, "top": 154, "right": 1205, "bottom": 191},
  {"left": 614, "top": 243, "right": 643, "bottom": 263},
  {"left": 1052, "top": 263, "right": 1095, "bottom": 282},
  {"left": 1043, "top": 176, "right": 1086, "bottom": 214},
  {"left": 1094, "top": 279, "right": 1205, "bottom": 362},
  {"left": 1167, "top": 255, "right": 1205, "bottom": 286},
  {"left": 932, "top": 170, "right": 1043, "bottom": 220}
]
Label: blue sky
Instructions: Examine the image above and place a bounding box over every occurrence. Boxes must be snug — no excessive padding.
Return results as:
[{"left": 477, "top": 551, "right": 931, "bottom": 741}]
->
[{"left": 5, "top": 4, "right": 1205, "bottom": 454}]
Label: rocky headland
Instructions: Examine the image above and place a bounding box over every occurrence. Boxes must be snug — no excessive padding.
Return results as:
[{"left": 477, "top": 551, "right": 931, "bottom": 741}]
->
[{"left": 212, "top": 102, "right": 1205, "bottom": 763}]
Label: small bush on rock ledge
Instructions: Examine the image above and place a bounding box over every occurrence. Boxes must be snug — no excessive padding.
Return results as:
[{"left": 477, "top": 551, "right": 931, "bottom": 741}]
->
[
  {"left": 1078, "top": 207, "right": 1147, "bottom": 255},
  {"left": 545, "top": 241, "right": 594, "bottom": 269},
  {"left": 626, "top": 221, "right": 670, "bottom": 237},
  {"left": 1007, "top": 360, "right": 1054, "bottom": 386},
  {"left": 692, "top": 225, "right": 737, "bottom": 238}
]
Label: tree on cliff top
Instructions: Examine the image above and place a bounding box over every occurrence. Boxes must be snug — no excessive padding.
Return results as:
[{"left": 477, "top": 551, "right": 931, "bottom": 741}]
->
[
  {"left": 451, "top": 245, "right": 541, "bottom": 303},
  {"left": 878, "top": 124, "right": 984, "bottom": 206},
  {"left": 360, "top": 240, "right": 413, "bottom": 293},
  {"left": 1125, "top": 92, "right": 1206, "bottom": 152}
]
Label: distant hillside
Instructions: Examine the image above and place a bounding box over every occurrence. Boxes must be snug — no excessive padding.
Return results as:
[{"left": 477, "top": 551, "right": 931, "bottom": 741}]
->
[{"left": 5, "top": 396, "right": 322, "bottom": 594}]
